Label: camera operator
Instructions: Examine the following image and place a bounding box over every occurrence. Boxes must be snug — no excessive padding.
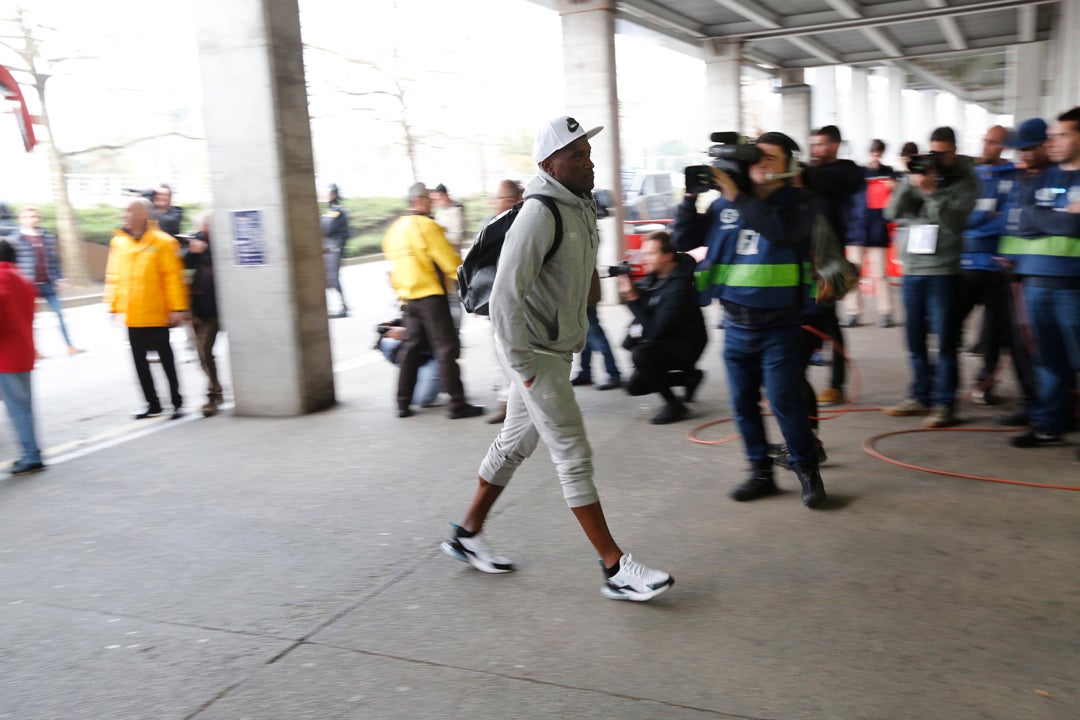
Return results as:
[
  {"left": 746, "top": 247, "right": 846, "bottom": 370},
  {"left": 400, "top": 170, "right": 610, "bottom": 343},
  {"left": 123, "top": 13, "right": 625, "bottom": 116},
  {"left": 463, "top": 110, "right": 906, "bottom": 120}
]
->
[
  {"left": 672, "top": 131, "right": 827, "bottom": 509},
  {"left": 883, "top": 126, "right": 978, "bottom": 429},
  {"left": 617, "top": 230, "right": 706, "bottom": 425}
]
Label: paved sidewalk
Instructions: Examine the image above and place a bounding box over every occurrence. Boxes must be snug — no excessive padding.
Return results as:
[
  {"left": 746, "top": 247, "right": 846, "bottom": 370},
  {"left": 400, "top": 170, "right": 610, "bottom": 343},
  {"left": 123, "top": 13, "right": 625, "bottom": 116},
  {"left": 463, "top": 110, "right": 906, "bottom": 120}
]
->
[{"left": 1, "top": 305, "right": 1078, "bottom": 720}]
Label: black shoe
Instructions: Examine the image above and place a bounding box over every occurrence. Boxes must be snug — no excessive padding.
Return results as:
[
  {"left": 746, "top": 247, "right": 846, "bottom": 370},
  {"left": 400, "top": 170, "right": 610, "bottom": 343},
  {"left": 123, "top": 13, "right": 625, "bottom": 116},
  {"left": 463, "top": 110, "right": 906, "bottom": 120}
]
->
[
  {"left": 650, "top": 402, "right": 688, "bottom": 425},
  {"left": 134, "top": 406, "right": 163, "bottom": 420},
  {"left": 683, "top": 369, "right": 704, "bottom": 403},
  {"left": 730, "top": 459, "right": 780, "bottom": 502},
  {"left": 997, "top": 408, "right": 1030, "bottom": 427},
  {"left": 170, "top": 409, "right": 184, "bottom": 420},
  {"left": 9, "top": 461, "right": 45, "bottom": 476},
  {"left": 570, "top": 375, "right": 593, "bottom": 387},
  {"left": 596, "top": 378, "right": 622, "bottom": 391},
  {"left": 448, "top": 403, "right": 484, "bottom": 419},
  {"left": 772, "top": 441, "right": 828, "bottom": 471},
  {"left": 398, "top": 407, "right": 415, "bottom": 418},
  {"left": 792, "top": 461, "right": 827, "bottom": 508},
  {"left": 1010, "top": 430, "right": 1063, "bottom": 448},
  {"left": 328, "top": 310, "right": 348, "bottom": 319}
]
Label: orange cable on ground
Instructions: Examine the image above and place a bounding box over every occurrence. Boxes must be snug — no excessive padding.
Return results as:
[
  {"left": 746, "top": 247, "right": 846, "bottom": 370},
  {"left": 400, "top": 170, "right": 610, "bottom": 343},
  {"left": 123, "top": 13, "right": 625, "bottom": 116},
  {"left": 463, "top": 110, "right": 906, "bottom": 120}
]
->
[{"left": 686, "top": 323, "right": 1080, "bottom": 490}]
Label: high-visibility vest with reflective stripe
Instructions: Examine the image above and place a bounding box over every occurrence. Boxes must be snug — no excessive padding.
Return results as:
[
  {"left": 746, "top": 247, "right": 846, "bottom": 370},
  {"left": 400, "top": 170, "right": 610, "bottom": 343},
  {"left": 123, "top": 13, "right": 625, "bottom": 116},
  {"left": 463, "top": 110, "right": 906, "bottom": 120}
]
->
[
  {"left": 999, "top": 166, "right": 1080, "bottom": 277},
  {"left": 694, "top": 198, "right": 811, "bottom": 310}
]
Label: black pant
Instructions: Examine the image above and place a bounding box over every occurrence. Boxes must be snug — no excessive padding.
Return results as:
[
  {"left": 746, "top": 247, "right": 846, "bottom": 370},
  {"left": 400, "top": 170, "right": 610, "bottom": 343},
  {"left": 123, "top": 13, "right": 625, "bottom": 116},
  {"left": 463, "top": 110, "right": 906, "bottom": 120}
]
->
[
  {"left": 398, "top": 295, "right": 466, "bottom": 411},
  {"left": 626, "top": 342, "right": 698, "bottom": 406},
  {"left": 128, "top": 326, "right": 182, "bottom": 410},
  {"left": 799, "top": 321, "right": 824, "bottom": 431},
  {"left": 805, "top": 308, "right": 845, "bottom": 391},
  {"left": 957, "top": 269, "right": 1008, "bottom": 384}
]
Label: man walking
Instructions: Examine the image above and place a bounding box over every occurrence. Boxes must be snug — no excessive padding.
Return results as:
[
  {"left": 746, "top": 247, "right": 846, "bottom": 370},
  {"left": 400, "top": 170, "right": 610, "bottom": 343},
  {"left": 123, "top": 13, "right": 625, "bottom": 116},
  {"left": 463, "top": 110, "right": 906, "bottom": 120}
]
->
[
  {"left": 12, "top": 206, "right": 83, "bottom": 356},
  {"left": 382, "top": 182, "right": 483, "bottom": 420},
  {"left": 0, "top": 239, "right": 45, "bottom": 475},
  {"left": 104, "top": 198, "right": 189, "bottom": 419},
  {"left": 441, "top": 115, "right": 673, "bottom": 602}
]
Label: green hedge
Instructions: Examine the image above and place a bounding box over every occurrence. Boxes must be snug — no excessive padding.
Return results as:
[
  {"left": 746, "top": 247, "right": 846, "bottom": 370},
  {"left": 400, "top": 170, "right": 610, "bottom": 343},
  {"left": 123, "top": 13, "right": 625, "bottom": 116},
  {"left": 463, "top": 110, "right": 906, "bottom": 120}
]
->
[{"left": 27, "top": 194, "right": 491, "bottom": 259}]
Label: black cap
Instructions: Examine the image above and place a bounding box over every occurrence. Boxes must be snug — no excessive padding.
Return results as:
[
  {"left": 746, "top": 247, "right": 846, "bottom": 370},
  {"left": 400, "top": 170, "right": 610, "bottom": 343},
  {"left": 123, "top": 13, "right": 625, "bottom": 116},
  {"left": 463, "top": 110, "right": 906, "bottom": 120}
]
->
[
  {"left": 755, "top": 131, "right": 800, "bottom": 158},
  {"left": 434, "top": 183, "right": 448, "bottom": 194}
]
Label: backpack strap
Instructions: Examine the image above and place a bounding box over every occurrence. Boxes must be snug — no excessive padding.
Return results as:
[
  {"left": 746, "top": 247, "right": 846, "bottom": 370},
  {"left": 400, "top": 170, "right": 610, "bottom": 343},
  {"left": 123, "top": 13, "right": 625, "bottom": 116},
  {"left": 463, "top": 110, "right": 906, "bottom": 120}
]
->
[{"left": 529, "top": 194, "right": 563, "bottom": 264}]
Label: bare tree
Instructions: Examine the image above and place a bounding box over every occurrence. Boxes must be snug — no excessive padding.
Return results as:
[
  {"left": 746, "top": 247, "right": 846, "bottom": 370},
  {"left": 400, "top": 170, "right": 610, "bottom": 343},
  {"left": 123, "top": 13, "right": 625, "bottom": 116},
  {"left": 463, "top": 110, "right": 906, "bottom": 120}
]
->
[{"left": 0, "top": 7, "right": 89, "bottom": 285}]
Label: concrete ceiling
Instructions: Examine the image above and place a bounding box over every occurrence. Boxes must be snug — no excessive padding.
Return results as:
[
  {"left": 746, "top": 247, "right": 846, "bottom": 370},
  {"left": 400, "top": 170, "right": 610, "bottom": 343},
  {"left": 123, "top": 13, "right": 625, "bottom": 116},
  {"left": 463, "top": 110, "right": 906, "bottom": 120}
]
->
[{"left": 529, "top": 0, "right": 1058, "bottom": 114}]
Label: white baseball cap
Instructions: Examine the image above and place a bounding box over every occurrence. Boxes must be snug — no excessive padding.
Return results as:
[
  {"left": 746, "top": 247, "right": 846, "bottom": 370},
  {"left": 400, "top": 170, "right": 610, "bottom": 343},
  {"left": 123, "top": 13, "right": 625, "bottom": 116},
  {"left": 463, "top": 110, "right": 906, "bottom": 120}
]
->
[{"left": 532, "top": 115, "right": 603, "bottom": 164}]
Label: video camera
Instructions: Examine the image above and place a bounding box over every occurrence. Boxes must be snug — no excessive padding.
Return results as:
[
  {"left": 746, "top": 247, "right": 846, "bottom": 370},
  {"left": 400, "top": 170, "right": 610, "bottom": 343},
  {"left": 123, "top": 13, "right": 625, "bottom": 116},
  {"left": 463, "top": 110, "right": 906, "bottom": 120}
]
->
[
  {"left": 905, "top": 152, "right": 943, "bottom": 176},
  {"left": 684, "top": 132, "right": 762, "bottom": 195},
  {"left": 123, "top": 187, "right": 157, "bottom": 202},
  {"left": 602, "top": 261, "right": 634, "bottom": 278}
]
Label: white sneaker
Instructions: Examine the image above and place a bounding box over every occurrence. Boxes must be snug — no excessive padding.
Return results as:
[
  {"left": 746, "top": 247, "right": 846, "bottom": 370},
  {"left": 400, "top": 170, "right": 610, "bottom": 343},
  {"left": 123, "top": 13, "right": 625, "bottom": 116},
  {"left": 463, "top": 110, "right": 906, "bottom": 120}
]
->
[
  {"left": 440, "top": 526, "right": 514, "bottom": 574},
  {"left": 601, "top": 553, "right": 673, "bottom": 602}
]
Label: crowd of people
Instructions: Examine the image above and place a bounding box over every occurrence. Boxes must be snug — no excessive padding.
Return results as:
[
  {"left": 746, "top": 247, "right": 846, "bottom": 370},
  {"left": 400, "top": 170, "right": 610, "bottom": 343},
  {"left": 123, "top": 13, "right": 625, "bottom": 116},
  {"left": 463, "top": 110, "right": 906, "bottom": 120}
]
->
[
  {"left": 1, "top": 105, "right": 1075, "bottom": 600},
  {"left": 372, "top": 109, "right": 1079, "bottom": 603},
  {"left": 0, "top": 186, "right": 223, "bottom": 476}
]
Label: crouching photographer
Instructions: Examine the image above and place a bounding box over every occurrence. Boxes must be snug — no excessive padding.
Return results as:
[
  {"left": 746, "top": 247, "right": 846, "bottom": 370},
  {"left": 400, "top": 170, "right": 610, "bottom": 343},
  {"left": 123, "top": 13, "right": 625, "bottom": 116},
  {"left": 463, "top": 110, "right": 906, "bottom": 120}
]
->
[{"left": 618, "top": 230, "right": 707, "bottom": 425}]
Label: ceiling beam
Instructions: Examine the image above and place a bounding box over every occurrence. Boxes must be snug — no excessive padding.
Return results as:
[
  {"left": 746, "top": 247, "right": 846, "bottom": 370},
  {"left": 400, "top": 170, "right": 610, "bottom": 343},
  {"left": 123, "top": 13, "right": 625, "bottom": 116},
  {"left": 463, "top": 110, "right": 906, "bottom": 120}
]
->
[
  {"left": 720, "top": 0, "right": 1055, "bottom": 41},
  {"left": 1018, "top": 4, "right": 1037, "bottom": 42},
  {"left": 713, "top": 0, "right": 781, "bottom": 30},
  {"left": 787, "top": 35, "right": 841, "bottom": 65},
  {"left": 926, "top": 0, "right": 969, "bottom": 51},
  {"left": 823, "top": 0, "right": 905, "bottom": 58},
  {"left": 618, "top": 0, "right": 707, "bottom": 38}
]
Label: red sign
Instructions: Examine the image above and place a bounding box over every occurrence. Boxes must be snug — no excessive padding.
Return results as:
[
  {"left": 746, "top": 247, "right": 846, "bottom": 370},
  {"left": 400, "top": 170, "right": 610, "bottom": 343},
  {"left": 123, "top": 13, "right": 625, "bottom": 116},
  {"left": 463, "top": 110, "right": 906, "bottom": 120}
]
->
[{"left": 0, "top": 64, "right": 37, "bottom": 152}]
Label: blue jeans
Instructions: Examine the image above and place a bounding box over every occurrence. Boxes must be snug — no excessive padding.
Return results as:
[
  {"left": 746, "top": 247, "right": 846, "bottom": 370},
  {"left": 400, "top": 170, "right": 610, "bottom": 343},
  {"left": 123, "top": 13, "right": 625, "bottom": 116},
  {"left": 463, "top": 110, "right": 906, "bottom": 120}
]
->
[
  {"left": 379, "top": 337, "right": 442, "bottom": 407},
  {"left": 0, "top": 372, "right": 42, "bottom": 465},
  {"left": 1023, "top": 283, "right": 1080, "bottom": 436},
  {"left": 902, "top": 274, "right": 960, "bottom": 408},
  {"left": 723, "top": 323, "right": 816, "bottom": 464},
  {"left": 577, "top": 305, "right": 620, "bottom": 381},
  {"left": 37, "top": 282, "right": 74, "bottom": 347}
]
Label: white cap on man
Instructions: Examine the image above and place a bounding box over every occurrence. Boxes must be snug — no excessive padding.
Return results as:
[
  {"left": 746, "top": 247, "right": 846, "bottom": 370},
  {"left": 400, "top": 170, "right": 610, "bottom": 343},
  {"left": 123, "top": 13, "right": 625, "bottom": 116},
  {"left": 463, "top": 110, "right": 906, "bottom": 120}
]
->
[{"left": 532, "top": 115, "right": 603, "bottom": 164}]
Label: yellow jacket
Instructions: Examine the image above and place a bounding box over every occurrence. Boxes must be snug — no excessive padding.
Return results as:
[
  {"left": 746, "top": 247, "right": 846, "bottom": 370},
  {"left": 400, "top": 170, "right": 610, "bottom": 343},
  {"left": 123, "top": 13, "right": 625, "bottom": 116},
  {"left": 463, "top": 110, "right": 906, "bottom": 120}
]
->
[
  {"left": 382, "top": 213, "right": 461, "bottom": 300},
  {"left": 104, "top": 224, "right": 189, "bottom": 327}
]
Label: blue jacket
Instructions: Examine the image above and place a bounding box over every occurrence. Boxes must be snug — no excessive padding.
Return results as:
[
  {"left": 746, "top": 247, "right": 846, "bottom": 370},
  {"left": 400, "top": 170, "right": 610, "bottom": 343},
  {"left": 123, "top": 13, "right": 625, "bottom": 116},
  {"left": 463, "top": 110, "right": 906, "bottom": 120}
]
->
[
  {"left": 962, "top": 161, "right": 1018, "bottom": 271},
  {"left": 672, "top": 185, "right": 816, "bottom": 328},
  {"left": 12, "top": 230, "right": 63, "bottom": 283},
  {"left": 999, "top": 165, "right": 1080, "bottom": 278}
]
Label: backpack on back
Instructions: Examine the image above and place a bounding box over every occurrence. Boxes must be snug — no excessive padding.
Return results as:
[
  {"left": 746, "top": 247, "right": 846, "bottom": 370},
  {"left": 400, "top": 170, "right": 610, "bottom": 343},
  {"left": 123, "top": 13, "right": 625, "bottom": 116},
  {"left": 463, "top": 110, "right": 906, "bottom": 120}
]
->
[{"left": 457, "top": 194, "right": 562, "bottom": 316}]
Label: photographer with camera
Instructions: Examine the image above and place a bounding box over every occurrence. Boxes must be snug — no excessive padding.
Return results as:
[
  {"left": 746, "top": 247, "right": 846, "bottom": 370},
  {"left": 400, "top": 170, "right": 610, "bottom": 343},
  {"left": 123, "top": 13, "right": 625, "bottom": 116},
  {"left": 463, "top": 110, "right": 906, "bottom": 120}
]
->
[
  {"left": 673, "top": 131, "right": 826, "bottom": 509},
  {"left": 617, "top": 230, "right": 706, "bottom": 425},
  {"left": 153, "top": 184, "right": 184, "bottom": 240},
  {"left": 883, "top": 126, "right": 978, "bottom": 429}
]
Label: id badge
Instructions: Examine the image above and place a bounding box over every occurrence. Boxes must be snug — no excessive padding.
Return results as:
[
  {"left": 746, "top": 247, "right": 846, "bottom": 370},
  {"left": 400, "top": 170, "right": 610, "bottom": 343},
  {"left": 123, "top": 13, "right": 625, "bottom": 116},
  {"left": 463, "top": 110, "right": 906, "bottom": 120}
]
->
[{"left": 907, "top": 225, "right": 939, "bottom": 255}]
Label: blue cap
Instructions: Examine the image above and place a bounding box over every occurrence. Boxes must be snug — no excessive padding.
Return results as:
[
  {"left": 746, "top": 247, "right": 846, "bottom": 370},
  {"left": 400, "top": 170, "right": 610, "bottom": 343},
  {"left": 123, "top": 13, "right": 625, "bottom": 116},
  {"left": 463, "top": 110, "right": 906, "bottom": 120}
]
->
[{"left": 1005, "top": 118, "right": 1048, "bottom": 149}]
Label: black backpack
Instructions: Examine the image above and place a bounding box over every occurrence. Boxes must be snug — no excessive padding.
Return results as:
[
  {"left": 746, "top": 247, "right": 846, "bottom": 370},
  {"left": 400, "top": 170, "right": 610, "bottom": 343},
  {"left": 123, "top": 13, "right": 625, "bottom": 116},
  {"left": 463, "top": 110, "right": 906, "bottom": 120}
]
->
[{"left": 457, "top": 194, "right": 562, "bottom": 316}]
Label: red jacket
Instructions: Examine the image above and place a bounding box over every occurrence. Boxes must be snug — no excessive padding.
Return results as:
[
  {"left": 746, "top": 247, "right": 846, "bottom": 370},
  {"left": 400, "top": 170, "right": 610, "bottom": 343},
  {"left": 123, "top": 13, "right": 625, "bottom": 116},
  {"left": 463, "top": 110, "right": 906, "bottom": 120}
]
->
[{"left": 0, "top": 261, "right": 37, "bottom": 372}]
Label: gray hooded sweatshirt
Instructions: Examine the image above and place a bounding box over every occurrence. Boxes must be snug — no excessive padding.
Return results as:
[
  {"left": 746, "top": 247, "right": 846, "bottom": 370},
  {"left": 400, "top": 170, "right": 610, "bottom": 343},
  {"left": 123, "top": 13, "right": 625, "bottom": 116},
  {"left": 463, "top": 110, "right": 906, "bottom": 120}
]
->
[{"left": 489, "top": 169, "right": 600, "bottom": 383}]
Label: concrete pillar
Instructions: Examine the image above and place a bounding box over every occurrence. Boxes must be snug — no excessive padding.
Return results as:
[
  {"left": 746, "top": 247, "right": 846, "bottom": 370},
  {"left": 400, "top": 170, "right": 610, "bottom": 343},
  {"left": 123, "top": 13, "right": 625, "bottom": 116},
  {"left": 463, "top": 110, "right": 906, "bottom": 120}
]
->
[
  {"left": 703, "top": 38, "right": 742, "bottom": 136},
  {"left": 882, "top": 66, "right": 905, "bottom": 160},
  {"left": 1007, "top": 42, "right": 1046, "bottom": 123},
  {"left": 810, "top": 66, "right": 837, "bottom": 132},
  {"left": 776, "top": 69, "right": 811, "bottom": 159},
  {"left": 556, "top": 0, "right": 624, "bottom": 271},
  {"left": 917, "top": 90, "right": 937, "bottom": 148},
  {"left": 194, "top": 0, "right": 334, "bottom": 415},
  {"left": 848, "top": 68, "right": 869, "bottom": 161},
  {"left": 1049, "top": 0, "right": 1080, "bottom": 113}
]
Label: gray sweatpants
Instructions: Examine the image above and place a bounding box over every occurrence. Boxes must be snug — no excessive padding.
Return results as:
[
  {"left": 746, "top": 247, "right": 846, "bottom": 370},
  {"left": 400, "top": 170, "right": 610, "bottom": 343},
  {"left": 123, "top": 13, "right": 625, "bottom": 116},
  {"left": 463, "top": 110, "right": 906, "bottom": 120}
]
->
[{"left": 478, "top": 343, "right": 599, "bottom": 508}]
